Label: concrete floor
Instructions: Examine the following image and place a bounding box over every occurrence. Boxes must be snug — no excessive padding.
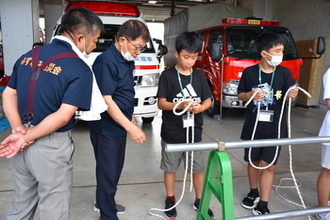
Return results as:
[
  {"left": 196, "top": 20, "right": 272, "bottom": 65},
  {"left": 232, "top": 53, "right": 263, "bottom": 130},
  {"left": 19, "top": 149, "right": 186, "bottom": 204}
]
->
[{"left": 0, "top": 105, "right": 328, "bottom": 220}]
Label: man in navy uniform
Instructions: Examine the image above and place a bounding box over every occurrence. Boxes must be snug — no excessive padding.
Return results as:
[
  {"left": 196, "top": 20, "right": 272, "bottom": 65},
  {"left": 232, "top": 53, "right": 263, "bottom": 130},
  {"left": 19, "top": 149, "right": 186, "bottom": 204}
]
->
[{"left": 0, "top": 7, "right": 104, "bottom": 220}]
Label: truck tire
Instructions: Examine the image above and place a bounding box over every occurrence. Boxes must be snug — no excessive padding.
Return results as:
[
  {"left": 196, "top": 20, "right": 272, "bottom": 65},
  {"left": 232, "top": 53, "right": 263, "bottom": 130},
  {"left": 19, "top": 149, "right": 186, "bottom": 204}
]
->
[
  {"left": 206, "top": 98, "right": 220, "bottom": 117},
  {"left": 142, "top": 117, "right": 154, "bottom": 123}
]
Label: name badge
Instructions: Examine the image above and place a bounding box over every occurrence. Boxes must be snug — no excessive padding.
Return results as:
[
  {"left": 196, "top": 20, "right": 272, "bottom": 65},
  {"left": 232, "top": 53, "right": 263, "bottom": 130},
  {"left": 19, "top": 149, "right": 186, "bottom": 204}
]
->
[
  {"left": 182, "top": 114, "right": 195, "bottom": 128},
  {"left": 258, "top": 110, "right": 274, "bottom": 122}
]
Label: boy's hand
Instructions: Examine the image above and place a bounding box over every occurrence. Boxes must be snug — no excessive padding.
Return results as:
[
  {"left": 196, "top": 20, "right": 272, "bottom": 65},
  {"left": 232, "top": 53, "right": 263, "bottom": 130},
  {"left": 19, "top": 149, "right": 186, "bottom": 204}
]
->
[
  {"left": 288, "top": 86, "right": 299, "bottom": 99},
  {"left": 179, "top": 100, "right": 194, "bottom": 111},
  {"left": 251, "top": 88, "right": 264, "bottom": 102},
  {"left": 191, "top": 102, "right": 203, "bottom": 114}
]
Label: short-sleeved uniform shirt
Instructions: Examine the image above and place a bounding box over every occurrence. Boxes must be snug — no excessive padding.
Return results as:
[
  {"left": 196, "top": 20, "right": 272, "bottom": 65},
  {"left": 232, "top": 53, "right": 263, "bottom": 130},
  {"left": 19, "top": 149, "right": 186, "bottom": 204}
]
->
[
  {"left": 238, "top": 64, "right": 295, "bottom": 140},
  {"left": 88, "top": 43, "right": 135, "bottom": 136},
  {"left": 8, "top": 39, "right": 93, "bottom": 132},
  {"left": 157, "top": 66, "right": 212, "bottom": 143}
]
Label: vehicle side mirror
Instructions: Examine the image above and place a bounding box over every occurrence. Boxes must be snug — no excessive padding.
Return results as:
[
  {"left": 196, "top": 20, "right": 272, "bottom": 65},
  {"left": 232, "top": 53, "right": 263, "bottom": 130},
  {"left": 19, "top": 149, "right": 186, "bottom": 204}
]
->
[
  {"left": 153, "top": 38, "right": 168, "bottom": 62},
  {"left": 211, "top": 42, "right": 221, "bottom": 61},
  {"left": 299, "top": 36, "right": 326, "bottom": 59},
  {"left": 317, "top": 36, "right": 325, "bottom": 55},
  {"left": 158, "top": 44, "right": 168, "bottom": 57}
]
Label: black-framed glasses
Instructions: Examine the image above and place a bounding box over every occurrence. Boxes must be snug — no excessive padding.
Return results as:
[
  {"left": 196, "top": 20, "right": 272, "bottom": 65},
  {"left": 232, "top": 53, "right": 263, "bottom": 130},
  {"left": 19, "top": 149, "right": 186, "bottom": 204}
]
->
[{"left": 125, "top": 38, "right": 147, "bottom": 53}]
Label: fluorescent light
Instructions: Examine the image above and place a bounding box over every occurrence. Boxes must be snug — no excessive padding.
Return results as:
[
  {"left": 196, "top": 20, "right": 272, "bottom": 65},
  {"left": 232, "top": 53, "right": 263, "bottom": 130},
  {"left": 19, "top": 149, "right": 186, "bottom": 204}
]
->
[
  {"left": 142, "top": 3, "right": 164, "bottom": 6},
  {"left": 148, "top": 1, "right": 157, "bottom": 3}
]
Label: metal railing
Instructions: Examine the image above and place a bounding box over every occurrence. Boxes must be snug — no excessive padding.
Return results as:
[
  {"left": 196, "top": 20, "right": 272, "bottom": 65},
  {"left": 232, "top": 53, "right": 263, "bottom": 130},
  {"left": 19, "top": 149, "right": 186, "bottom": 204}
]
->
[
  {"left": 166, "top": 136, "right": 330, "bottom": 152},
  {"left": 165, "top": 136, "right": 330, "bottom": 220},
  {"left": 236, "top": 207, "right": 330, "bottom": 220}
]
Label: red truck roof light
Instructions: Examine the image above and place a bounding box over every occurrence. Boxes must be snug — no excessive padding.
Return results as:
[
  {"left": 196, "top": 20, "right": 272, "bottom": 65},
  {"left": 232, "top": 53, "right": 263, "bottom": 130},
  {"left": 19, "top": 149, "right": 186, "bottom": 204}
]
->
[
  {"left": 66, "top": 1, "right": 140, "bottom": 17},
  {"left": 222, "top": 18, "right": 280, "bottom": 26}
]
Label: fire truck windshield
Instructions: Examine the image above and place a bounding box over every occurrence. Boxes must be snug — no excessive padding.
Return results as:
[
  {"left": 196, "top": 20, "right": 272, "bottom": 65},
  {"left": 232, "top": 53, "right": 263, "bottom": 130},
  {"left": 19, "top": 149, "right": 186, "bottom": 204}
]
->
[
  {"left": 93, "top": 24, "right": 155, "bottom": 53},
  {"left": 54, "top": 24, "right": 155, "bottom": 53},
  {"left": 226, "top": 25, "right": 298, "bottom": 60}
]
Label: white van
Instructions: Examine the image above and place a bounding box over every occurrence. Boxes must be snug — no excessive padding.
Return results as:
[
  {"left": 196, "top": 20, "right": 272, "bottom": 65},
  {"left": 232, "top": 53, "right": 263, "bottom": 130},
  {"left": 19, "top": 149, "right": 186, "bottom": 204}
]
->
[{"left": 53, "top": 1, "right": 167, "bottom": 123}]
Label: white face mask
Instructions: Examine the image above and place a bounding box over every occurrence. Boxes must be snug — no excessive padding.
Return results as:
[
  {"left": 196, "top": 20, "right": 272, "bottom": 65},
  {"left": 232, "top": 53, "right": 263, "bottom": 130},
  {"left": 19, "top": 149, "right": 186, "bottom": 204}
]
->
[
  {"left": 263, "top": 51, "right": 283, "bottom": 66},
  {"left": 121, "top": 40, "right": 135, "bottom": 61},
  {"left": 82, "top": 38, "right": 89, "bottom": 59}
]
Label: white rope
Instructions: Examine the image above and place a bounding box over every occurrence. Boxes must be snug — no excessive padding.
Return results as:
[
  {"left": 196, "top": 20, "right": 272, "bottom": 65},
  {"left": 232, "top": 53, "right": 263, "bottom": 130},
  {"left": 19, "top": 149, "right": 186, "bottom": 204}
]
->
[
  {"left": 272, "top": 86, "right": 312, "bottom": 220},
  {"left": 149, "top": 100, "right": 196, "bottom": 219},
  {"left": 246, "top": 85, "right": 312, "bottom": 219},
  {"left": 246, "top": 88, "right": 280, "bottom": 170},
  {"left": 173, "top": 100, "right": 195, "bottom": 192}
]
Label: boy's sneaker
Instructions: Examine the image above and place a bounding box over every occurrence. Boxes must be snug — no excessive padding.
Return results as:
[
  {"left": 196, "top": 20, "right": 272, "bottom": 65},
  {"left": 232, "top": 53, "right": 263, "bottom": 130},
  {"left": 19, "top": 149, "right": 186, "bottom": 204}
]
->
[
  {"left": 93, "top": 202, "right": 125, "bottom": 214},
  {"left": 252, "top": 205, "right": 270, "bottom": 215},
  {"left": 241, "top": 193, "right": 260, "bottom": 209},
  {"left": 193, "top": 200, "right": 214, "bottom": 218},
  {"left": 316, "top": 213, "right": 330, "bottom": 220},
  {"left": 165, "top": 199, "right": 177, "bottom": 219}
]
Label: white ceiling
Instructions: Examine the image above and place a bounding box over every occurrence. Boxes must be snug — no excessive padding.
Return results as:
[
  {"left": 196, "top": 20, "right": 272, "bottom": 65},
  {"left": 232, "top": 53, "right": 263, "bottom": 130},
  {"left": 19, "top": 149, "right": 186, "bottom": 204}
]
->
[
  {"left": 40, "top": 0, "right": 231, "bottom": 22},
  {"left": 120, "top": 0, "right": 223, "bottom": 22}
]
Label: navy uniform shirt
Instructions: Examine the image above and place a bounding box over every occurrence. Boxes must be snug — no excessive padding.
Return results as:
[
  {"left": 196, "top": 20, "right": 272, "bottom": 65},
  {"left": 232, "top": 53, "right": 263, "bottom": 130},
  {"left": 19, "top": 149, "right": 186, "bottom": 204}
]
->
[
  {"left": 89, "top": 43, "right": 135, "bottom": 136},
  {"left": 8, "top": 39, "right": 93, "bottom": 132}
]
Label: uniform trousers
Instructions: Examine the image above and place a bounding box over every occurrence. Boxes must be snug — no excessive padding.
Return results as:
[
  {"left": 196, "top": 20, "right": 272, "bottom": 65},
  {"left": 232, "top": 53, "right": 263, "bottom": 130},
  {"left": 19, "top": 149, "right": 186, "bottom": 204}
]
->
[
  {"left": 90, "top": 129, "right": 127, "bottom": 220},
  {"left": 6, "top": 130, "right": 74, "bottom": 220}
]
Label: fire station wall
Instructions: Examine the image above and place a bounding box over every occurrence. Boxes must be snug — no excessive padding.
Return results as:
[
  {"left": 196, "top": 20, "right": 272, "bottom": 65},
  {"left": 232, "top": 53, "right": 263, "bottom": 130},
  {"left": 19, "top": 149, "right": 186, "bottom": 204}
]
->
[
  {"left": 273, "top": 0, "right": 330, "bottom": 106},
  {"left": 252, "top": 0, "right": 274, "bottom": 21}
]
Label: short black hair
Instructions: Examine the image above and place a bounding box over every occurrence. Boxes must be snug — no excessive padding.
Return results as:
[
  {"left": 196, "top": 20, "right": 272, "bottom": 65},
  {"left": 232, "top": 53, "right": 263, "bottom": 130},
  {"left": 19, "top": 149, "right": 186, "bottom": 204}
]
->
[
  {"left": 256, "top": 31, "right": 285, "bottom": 53},
  {"left": 117, "top": 20, "right": 150, "bottom": 42},
  {"left": 175, "top": 31, "right": 202, "bottom": 53},
  {"left": 60, "top": 7, "right": 104, "bottom": 37}
]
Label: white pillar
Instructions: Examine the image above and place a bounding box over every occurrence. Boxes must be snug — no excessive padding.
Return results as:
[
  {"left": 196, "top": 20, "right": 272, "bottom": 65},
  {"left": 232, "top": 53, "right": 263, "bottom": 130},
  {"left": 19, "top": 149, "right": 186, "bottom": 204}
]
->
[
  {"left": 44, "top": 0, "right": 64, "bottom": 44},
  {"left": 0, "top": 0, "right": 39, "bottom": 75}
]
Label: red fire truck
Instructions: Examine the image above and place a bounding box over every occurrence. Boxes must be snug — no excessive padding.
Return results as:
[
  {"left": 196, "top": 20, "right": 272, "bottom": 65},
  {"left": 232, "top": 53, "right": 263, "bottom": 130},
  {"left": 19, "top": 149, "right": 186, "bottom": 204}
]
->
[{"left": 193, "top": 18, "right": 325, "bottom": 117}]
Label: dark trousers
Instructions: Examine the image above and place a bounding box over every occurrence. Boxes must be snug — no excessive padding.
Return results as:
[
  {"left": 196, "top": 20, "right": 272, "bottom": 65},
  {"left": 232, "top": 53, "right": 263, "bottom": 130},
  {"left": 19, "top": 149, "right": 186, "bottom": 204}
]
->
[{"left": 90, "top": 129, "right": 127, "bottom": 220}]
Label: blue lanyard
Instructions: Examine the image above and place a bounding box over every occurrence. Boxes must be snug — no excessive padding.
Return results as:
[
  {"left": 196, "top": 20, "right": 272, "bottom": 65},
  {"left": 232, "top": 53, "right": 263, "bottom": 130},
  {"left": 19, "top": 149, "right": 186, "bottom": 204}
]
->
[{"left": 176, "top": 68, "right": 193, "bottom": 99}]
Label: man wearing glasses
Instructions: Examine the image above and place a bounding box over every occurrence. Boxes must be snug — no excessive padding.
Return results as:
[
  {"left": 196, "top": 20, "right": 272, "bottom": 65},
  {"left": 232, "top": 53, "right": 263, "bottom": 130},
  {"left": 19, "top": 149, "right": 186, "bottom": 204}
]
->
[{"left": 88, "top": 20, "right": 149, "bottom": 220}]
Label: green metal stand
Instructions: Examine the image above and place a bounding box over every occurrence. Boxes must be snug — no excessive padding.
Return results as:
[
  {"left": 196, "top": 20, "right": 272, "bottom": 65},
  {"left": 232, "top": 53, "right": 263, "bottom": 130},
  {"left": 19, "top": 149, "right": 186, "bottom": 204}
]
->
[{"left": 197, "top": 151, "right": 235, "bottom": 220}]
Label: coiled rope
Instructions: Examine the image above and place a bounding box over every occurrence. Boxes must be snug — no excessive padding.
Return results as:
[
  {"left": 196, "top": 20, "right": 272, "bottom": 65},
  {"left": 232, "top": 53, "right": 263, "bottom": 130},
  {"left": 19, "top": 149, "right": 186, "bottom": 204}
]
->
[
  {"left": 149, "top": 100, "right": 196, "bottom": 219},
  {"left": 245, "top": 85, "right": 312, "bottom": 219}
]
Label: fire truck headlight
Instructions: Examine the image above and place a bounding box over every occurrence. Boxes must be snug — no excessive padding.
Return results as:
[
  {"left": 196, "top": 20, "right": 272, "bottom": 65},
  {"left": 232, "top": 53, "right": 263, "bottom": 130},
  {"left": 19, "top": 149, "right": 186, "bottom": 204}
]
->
[
  {"left": 223, "top": 82, "right": 238, "bottom": 95},
  {"left": 140, "top": 73, "right": 159, "bottom": 87}
]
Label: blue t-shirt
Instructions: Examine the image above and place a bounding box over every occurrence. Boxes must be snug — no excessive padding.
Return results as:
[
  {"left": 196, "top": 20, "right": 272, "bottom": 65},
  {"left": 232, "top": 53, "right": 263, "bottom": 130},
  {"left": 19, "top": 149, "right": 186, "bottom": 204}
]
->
[
  {"left": 8, "top": 39, "right": 93, "bottom": 132},
  {"left": 89, "top": 43, "right": 135, "bottom": 136}
]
